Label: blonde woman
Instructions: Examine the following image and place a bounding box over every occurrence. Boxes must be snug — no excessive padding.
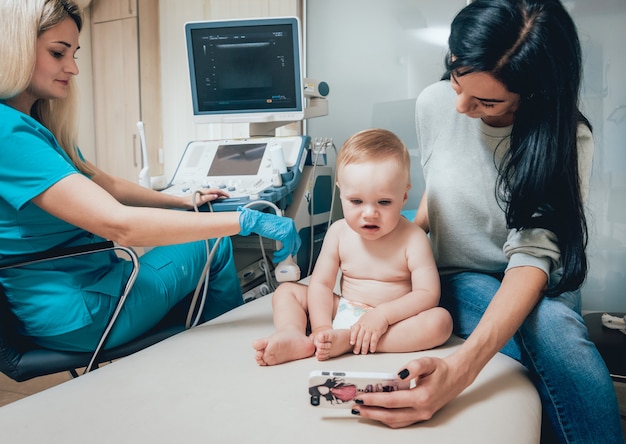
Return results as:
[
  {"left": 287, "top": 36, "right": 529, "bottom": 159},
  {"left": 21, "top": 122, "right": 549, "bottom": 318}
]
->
[{"left": 0, "top": 0, "right": 299, "bottom": 352}]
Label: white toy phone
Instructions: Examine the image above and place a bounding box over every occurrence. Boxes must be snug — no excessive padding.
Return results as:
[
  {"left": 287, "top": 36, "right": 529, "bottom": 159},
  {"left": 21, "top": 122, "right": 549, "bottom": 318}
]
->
[{"left": 308, "top": 370, "right": 410, "bottom": 408}]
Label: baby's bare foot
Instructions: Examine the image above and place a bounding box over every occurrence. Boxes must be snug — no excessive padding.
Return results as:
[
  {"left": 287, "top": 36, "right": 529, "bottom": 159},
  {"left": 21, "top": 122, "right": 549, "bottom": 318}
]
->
[
  {"left": 252, "top": 331, "right": 315, "bottom": 366},
  {"left": 313, "top": 329, "right": 351, "bottom": 361}
]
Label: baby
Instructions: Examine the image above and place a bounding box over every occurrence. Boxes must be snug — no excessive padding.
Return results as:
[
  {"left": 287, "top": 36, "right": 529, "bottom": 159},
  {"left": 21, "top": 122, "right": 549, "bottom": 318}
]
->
[{"left": 253, "top": 129, "right": 452, "bottom": 365}]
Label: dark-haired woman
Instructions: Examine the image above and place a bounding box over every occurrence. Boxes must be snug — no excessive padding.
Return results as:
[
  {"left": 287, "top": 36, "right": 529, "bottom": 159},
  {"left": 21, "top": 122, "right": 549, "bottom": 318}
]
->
[{"left": 351, "top": 1, "right": 623, "bottom": 442}]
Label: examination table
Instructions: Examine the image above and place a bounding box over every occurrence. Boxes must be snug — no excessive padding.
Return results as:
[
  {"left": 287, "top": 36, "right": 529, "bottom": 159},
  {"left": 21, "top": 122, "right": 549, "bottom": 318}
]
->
[{"left": 0, "top": 284, "right": 541, "bottom": 443}]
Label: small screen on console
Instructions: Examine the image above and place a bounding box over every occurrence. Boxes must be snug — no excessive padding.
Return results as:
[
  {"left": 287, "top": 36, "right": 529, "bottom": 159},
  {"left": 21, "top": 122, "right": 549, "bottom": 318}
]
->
[{"left": 207, "top": 143, "right": 266, "bottom": 176}]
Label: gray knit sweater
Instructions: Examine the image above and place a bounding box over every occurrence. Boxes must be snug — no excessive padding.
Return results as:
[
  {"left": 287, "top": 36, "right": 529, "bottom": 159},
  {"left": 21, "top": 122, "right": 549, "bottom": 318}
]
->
[{"left": 415, "top": 81, "right": 593, "bottom": 284}]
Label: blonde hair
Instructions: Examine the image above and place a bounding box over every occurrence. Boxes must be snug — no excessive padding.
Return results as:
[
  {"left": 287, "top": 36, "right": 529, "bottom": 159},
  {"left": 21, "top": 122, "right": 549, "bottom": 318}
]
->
[
  {"left": 0, "top": 0, "right": 93, "bottom": 175},
  {"left": 336, "top": 128, "right": 411, "bottom": 185}
]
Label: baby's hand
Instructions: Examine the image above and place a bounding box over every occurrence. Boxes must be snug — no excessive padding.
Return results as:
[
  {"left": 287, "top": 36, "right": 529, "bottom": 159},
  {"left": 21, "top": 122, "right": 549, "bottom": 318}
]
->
[{"left": 349, "top": 309, "right": 389, "bottom": 354}]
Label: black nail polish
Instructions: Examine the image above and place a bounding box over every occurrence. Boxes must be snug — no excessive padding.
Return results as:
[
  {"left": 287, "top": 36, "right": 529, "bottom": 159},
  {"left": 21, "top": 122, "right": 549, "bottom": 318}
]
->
[
  {"left": 398, "top": 368, "right": 409, "bottom": 379},
  {"left": 355, "top": 398, "right": 364, "bottom": 404},
  {"left": 351, "top": 409, "right": 360, "bottom": 415}
]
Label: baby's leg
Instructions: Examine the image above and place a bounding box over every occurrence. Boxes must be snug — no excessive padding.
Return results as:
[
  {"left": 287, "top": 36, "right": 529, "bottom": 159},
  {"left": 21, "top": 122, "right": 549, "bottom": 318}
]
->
[
  {"left": 252, "top": 282, "right": 315, "bottom": 365},
  {"left": 313, "top": 329, "right": 352, "bottom": 361},
  {"left": 376, "top": 307, "right": 453, "bottom": 353}
]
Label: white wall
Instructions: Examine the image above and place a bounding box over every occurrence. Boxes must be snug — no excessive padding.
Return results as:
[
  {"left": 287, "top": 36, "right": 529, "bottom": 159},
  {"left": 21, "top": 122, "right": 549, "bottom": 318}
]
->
[
  {"left": 305, "top": 0, "right": 462, "bottom": 207},
  {"left": 576, "top": 9, "right": 626, "bottom": 312}
]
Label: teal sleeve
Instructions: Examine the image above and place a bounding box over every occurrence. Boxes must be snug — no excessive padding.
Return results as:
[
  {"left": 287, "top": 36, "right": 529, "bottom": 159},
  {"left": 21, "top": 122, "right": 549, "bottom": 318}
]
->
[{"left": 0, "top": 104, "right": 78, "bottom": 211}]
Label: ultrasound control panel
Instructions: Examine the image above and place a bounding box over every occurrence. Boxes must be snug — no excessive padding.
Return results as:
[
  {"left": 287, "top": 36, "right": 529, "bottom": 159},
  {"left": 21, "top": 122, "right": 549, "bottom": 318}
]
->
[{"left": 162, "top": 135, "right": 309, "bottom": 211}]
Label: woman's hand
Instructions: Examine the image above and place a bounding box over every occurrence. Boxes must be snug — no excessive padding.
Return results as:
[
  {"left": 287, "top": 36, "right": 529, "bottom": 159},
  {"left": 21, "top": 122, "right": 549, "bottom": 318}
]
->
[
  {"left": 238, "top": 207, "right": 301, "bottom": 262},
  {"left": 352, "top": 355, "right": 470, "bottom": 428},
  {"left": 181, "top": 188, "right": 231, "bottom": 210}
]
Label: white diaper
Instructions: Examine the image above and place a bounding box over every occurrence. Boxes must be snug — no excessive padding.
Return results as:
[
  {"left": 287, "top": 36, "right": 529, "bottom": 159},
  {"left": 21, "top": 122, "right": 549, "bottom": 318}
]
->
[{"left": 332, "top": 297, "right": 374, "bottom": 329}]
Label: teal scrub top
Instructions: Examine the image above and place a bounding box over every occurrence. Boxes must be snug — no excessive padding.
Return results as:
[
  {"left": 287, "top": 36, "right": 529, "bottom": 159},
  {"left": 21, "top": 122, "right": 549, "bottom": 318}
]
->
[{"left": 0, "top": 102, "right": 126, "bottom": 337}]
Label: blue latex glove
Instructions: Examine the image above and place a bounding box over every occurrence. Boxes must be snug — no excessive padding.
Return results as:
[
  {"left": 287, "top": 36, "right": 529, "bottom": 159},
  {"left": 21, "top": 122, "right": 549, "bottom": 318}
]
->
[{"left": 238, "top": 207, "right": 301, "bottom": 263}]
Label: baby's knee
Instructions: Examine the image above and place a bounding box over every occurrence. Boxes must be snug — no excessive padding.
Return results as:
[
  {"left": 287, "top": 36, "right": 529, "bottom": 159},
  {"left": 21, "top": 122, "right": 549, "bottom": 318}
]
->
[
  {"left": 272, "top": 282, "right": 307, "bottom": 303},
  {"left": 273, "top": 281, "right": 300, "bottom": 295},
  {"left": 424, "top": 307, "right": 453, "bottom": 340}
]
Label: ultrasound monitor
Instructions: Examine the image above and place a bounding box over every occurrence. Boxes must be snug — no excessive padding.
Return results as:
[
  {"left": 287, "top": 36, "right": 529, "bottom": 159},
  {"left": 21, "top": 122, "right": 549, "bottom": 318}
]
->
[{"left": 185, "top": 17, "right": 304, "bottom": 127}]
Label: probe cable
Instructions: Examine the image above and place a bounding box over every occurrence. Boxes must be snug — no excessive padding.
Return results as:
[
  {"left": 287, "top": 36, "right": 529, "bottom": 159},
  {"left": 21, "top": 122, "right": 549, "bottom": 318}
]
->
[
  {"left": 185, "top": 195, "right": 285, "bottom": 328},
  {"left": 185, "top": 191, "right": 220, "bottom": 328}
]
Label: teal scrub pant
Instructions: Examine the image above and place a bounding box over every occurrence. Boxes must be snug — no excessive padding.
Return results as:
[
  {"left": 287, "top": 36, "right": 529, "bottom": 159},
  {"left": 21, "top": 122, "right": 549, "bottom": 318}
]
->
[{"left": 34, "top": 238, "right": 242, "bottom": 352}]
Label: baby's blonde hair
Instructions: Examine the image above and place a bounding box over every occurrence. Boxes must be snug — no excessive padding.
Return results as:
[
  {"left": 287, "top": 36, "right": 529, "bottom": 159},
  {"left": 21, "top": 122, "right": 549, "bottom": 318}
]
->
[
  {"left": 0, "top": 0, "right": 93, "bottom": 175},
  {"left": 336, "top": 128, "right": 411, "bottom": 185}
]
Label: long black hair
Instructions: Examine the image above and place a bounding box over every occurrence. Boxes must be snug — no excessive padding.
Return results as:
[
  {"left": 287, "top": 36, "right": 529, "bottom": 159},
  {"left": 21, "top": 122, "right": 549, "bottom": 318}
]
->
[{"left": 444, "top": 0, "right": 589, "bottom": 294}]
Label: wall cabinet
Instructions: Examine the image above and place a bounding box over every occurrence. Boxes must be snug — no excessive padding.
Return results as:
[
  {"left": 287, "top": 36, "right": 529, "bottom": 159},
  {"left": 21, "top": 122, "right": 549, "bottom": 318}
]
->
[
  {"left": 90, "top": 0, "right": 162, "bottom": 184},
  {"left": 91, "top": 0, "right": 136, "bottom": 22}
]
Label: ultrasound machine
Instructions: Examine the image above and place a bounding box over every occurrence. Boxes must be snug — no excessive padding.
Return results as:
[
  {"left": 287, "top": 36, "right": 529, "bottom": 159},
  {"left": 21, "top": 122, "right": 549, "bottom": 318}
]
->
[
  {"left": 164, "top": 16, "right": 334, "bottom": 298},
  {"left": 163, "top": 136, "right": 309, "bottom": 211}
]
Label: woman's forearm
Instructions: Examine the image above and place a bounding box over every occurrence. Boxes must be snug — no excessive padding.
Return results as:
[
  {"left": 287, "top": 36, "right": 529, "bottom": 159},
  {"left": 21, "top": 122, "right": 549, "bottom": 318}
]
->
[
  {"left": 33, "top": 173, "right": 243, "bottom": 246},
  {"left": 88, "top": 163, "right": 188, "bottom": 209},
  {"left": 448, "top": 266, "right": 547, "bottom": 383}
]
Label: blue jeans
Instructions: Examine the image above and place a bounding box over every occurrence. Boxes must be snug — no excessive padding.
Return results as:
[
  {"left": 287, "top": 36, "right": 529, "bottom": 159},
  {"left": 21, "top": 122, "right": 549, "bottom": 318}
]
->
[
  {"left": 440, "top": 272, "right": 624, "bottom": 444},
  {"left": 36, "top": 238, "right": 242, "bottom": 352}
]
